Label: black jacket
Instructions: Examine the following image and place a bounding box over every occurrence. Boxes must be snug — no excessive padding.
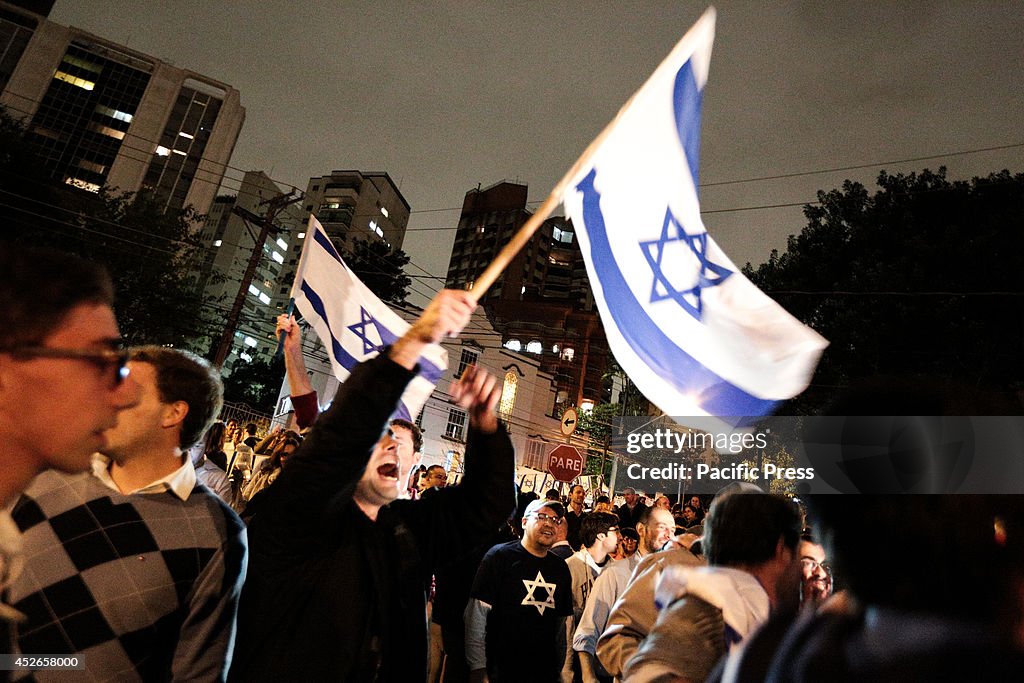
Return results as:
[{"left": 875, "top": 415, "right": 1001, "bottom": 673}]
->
[{"left": 230, "top": 354, "right": 515, "bottom": 682}]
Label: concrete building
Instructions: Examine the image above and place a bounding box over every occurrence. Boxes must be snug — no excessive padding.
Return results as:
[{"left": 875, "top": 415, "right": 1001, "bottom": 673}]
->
[
  {"left": 197, "top": 170, "right": 305, "bottom": 373},
  {"left": 445, "top": 180, "right": 609, "bottom": 411},
  {"left": 0, "top": 1, "right": 243, "bottom": 215},
  {"left": 302, "top": 170, "right": 410, "bottom": 256}
]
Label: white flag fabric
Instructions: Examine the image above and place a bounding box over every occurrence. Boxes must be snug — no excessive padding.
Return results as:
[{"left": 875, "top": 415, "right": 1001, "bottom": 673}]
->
[
  {"left": 561, "top": 8, "right": 827, "bottom": 421},
  {"left": 290, "top": 216, "right": 447, "bottom": 420}
]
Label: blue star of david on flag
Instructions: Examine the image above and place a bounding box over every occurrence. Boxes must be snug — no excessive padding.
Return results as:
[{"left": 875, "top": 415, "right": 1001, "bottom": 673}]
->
[
  {"left": 347, "top": 307, "right": 385, "bottom": 355},
  {"left": 639, "top": 207, "right": 733, "bottom": 320}
]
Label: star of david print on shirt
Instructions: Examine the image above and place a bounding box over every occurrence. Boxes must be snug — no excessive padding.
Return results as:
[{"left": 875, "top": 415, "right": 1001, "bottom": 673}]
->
[{"left": 522, "top": 570, "right": 558, "bottom": 615}]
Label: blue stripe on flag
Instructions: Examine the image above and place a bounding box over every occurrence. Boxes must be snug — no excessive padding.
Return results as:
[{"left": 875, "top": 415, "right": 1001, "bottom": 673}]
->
[
  {"left": 576, "top": 168, "right": 777, "bottom": 418},
  {"left": 673, "top": 59, "right": 703, "bottom": 188},
  {"left": 306, "top": 224, "right": 445, "bottom": 383},
  {"left": 313, "top": 227, "right": 345, "bottom": 266},
  {"left": 300, "top": 281, "right": 359, "bottom": 370}
]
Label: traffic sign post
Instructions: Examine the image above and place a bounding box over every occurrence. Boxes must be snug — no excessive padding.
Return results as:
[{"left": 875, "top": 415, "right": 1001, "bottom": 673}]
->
[
  {"left": 547, "top": 444, "right": 585, "bottom": 483},
  {"left": 560, "top": 408, "right": 579, "bottom": 437}
]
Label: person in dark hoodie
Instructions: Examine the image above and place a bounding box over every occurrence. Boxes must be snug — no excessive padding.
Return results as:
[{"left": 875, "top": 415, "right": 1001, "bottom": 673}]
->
[{"left": 229, "top": 290, "right": 516, "bottom": 682}]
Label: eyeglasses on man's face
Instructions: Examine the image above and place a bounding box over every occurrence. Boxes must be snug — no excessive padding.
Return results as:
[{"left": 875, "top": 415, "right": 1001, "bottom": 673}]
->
[
  {"left": 7, "top": 346, "right": 130, "bottom": 387},
  {"left": 800, "top": 558, "right": 831, "bottom": 575},
  {"left": 530, "top": 512, "right": 564, "bottom": 526}
]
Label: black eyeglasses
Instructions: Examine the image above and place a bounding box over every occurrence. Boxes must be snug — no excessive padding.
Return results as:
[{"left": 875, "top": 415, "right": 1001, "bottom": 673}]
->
[{"left": 8, "top": 346, "right": 130, "bottom": 387}]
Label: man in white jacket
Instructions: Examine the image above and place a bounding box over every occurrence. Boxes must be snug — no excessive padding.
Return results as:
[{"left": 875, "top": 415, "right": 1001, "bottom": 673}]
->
[{"left": 617, "top": 492, "right": 802, "bottom": 683}]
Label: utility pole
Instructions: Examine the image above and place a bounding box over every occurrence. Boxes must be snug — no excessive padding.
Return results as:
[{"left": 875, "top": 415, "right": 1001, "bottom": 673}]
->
[{"left": 213, "top": 190, "right": 302, "bottom": 368}]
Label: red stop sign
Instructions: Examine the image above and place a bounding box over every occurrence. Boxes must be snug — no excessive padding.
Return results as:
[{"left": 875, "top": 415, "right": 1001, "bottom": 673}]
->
[{"left": 547, "top": 444, "right": 585, "bottom": 483}]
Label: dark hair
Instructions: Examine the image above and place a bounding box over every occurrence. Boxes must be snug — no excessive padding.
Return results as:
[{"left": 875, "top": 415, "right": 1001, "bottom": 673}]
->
[
  {"left": 426, "top": 464, "right": 445, "bottom": 476},
  {"left": 570, "top": 484, "right": 585, "bottom": 494},
  {"left": 810, "top": 495, "right": 1022, "bottom": 621},
  {"left": 203, "top": 421, "right": 226, "bottom": 457},
  {"left": 705, "top": 492, "right": 801, "bottom": 568},
  {"left": 682, "top": 504, "right": 697, "bottom": 515},
  {"left": 245, "top": 423, "right": 257, "bottom": 435},
  {"left": 635, "top": 503, "right": 654, "bottom": 531},
  {"left": 596, "top": 495, "right": 611, "bottom": 505},
  {"left": 581, "top": 511, "right": 619, "bottom": 548},
  {"left": 269, "top": 438, "right": 298, "bottom": 469},
  {"left": 389, "top": 417, "right": 422, "bottom": 452},
  {"left": 0, "top": 246, "right": 114, "bottom": 349},
  {"left": 545, "top": 488, "right": 561, "bottom": 501},
  {"left": 130, "top": 346, "right": 223, "bottom": 449}
]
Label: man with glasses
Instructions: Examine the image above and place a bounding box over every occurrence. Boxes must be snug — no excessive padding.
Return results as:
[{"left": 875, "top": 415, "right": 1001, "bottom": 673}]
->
[
  {"left": 573, "top": 505, "right": 675, "bottom": 681},
  {"left": 8, "top": 346, "right": 246, "bottom": 681},
  {"left": 798, "top": 533, "right": 832, "bottom": 608},
  {"left": 467, "top": 498, "right": 573, "bottom": 682},
  {"left": 1, "top": 247, "right": 139, "bottom": 656},
  {"left": 563, "top": 511, "right": 619, "bottom": 682}
]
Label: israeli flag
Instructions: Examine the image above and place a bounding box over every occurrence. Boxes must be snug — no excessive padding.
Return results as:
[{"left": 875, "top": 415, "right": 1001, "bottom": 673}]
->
[
  {"left": 561, "top": 8, "right": 827, "bottom": 421},
  {"left": 290, "top": 216, "right": 447, "bottom": 420}
]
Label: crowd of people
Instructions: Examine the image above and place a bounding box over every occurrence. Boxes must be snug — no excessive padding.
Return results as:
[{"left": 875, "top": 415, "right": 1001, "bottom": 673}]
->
[{"left": 2, "top": 246, "right": 1023, "bottom": 682}]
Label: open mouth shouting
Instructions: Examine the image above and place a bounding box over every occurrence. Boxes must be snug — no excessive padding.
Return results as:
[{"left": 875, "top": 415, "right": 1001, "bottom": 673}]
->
[{"left": 377, "top": 462, "right": 400, "bottom": 480}]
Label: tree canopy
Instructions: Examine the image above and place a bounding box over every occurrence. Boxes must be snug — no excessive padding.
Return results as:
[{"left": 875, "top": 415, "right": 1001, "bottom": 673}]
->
[
  {"left": 345, "top": 237, "right": 413, "bottom": 304},
  {"left": 0, "top": 106, "right": 221, "bottom": 353},
  {"left": 744, "top": 167, "right": 1024, "bottom": 413}
]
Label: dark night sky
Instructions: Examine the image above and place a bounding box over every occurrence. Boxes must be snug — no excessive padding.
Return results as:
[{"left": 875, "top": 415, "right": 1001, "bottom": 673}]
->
[{"left": 50, "top": 2, "right": 1024, "bottom": 307}]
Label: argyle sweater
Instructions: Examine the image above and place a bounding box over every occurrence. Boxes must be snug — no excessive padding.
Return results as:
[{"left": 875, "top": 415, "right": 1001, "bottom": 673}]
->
[{"left": 8, "top": 470, "right": 247, "bottom": 682}]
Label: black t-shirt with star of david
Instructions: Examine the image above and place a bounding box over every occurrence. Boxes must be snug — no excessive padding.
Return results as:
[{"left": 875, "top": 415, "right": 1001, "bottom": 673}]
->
[{"left": 471, "top": 540, "right": 573, "bottom": 681}]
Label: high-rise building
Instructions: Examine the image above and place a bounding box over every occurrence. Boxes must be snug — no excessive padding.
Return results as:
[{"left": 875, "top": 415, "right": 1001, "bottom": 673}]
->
[
  {"left": 0, "top": 1, "right": 243, "bottom": 215},
  {"left": 197, "top": 171, "right": 305, "bottom": 372},
  {"left": 302, "top": 170, "right": 410, "bottom": 256},
  {"left": 445, "top": 180, "right": 608, "bottom": 410}
]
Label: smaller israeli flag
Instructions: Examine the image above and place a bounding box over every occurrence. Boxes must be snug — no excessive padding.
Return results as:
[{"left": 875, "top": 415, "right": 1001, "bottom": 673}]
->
[
  {"left": 561, "top": 8, "right": 827, "bottom": 421},
  {"left": 289, "top": 216, "right": 447, "bottom": 420}
]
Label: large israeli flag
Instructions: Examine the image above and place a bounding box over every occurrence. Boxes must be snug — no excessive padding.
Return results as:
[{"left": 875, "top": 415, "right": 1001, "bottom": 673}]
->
[
  {"left": 290, "top": 216, "right": 447, "bottom": 420},
  {"left": 561, "top": 8, "right": 827, "bottom": 420}
]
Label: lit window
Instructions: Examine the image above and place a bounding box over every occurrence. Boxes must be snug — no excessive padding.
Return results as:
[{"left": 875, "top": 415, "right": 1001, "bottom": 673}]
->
[
  {"left": 499, "top": 371, "right": 518, "bottom": 417},
  {"left": 521, "top": 286, "right": 526, "bottom": 295},
  {"left": 248, "top": 284, "right": 261, "bottom": 296},
  {"left": 258, "top": 292, "right": 271, "bottom": 305},
  {"left": 64, "top": 177, "right": 100, "bottom": 192},
  {"left": 239, "top": 352, "right": 252, "bottom": 362},
  {"left": 380, "top": 207, "right": 389, "bottom": 217},
  {"left": 552, "top": 344, "right": 560, "bottom": 353},
  {"left": 61, "top": 55, "right": 101, "bottom": 73},
  {"left": 53, "top": 70, "right": 95, "bottom": 90},
  {"left": 298, "top": 232, "right": 306, "bottom": 239},
  {"left": 244, "top": 336, "right": 258, "bottom": 347},
  {"left": 445, "top": 407, "right": 467, "bottom": 441},
  {"left": 276, "top": 238, "right": 288, "bottom": 250},
  {"left": 503, "top": 339, "right": 521, "bottom": 352},
  {"left": 88, "top": 123, "right": 125, "bottom": 140},
  {"left": 76, "top": 159, "right": 106, "bottom": 174},
  {"left": 172, "top": 149, "right": 187, "bottom": 156},
  {"left": 156, "top": 145, "right": 170, "bottom": 156},
  {"left": 213, "top": 239, "right": 222, "bottom": 247},
  {"left": 526, "top": 341, "right": 543, "bottom": 354},
  {"left": 178, "top": 131, "right": 194, "bottom": 140},
  {"left": 561, "top": 347, "right": 575, "bottom": 361},
  {"left": 271, "top": 251, "right": 284, "bottom": 264},
  {"left": 580, "top": 399, "right": 595, "bottom": 413},
  {"left": 95, "top": 105, "right": 133, "bottom": 122}
]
